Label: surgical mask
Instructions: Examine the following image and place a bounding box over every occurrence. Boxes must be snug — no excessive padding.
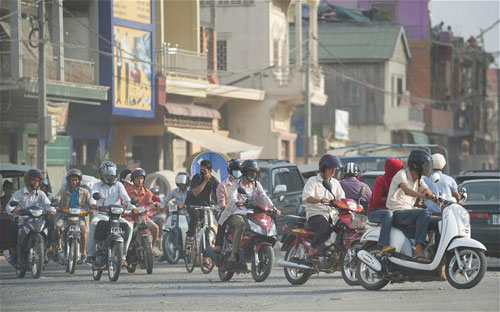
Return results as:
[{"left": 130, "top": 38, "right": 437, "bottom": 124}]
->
[
  {"left": 245, "top": 172, "right": 257, "bottom": 181},
  {"left": 231, "top": 170, "right": 242, "bottom": 179}
]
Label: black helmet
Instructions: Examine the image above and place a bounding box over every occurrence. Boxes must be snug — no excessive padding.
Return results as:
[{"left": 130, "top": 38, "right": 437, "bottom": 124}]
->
[
  {"left": 227, "top": 159, "right": 242, "bottom": 173},
  {"left": 343, "top": 162, "right": 360, "bottom": 177},
  {"left": 241, "top": 159, "right": 259, "bottom": 181},
  {"left": 67, "top": 168, "right": 83, "bottom": 182},
  {"left": 130, "top": 168, "right": 146, "bottom": 183},
  {"left": 319, "top": 154, "right": 342, "bottom": 172},
  {"left": 119, "top": 169, "right": 132, "bottom": 183},
  {"left": 408, "top": 150, "right": 432, "bottom": 177},
  {"left": 24, "top": 169, "right": 43, "bottom": 188}
]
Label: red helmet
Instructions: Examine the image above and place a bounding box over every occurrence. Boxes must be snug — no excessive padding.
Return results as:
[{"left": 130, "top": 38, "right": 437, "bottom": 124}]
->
[{"left": 319, "top": 154, "right": 342, "bottom": 172}]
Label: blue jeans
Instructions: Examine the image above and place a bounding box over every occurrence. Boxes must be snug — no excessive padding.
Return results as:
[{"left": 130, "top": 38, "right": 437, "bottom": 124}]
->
[
  {"left": 368, "top": 210, "right": 393, "bottom": 247},
  {"left": 392, "top": 209, "right": 430, "bottom": 245}
]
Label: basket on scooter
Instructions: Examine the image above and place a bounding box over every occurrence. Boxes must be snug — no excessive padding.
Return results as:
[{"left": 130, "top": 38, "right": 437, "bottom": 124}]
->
[
  {"left": 351, "top": 213, "right": 368, "bottom": 231},
  {"left": 283, "top": 215, "right": 306, "bottom": 228}
]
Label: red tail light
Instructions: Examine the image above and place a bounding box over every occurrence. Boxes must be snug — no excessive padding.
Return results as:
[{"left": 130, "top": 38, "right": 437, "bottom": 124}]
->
[{"left": 470, "top": 213, "right": 489, "bottom": 219}]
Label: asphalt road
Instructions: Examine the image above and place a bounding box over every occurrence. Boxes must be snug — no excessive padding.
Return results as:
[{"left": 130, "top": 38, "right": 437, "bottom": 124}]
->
[{"left": 1, "top": 254, "right": 499, "bottom": 312}]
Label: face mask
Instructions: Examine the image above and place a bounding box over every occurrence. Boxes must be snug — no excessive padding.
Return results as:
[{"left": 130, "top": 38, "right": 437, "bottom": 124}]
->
[
  {"left": 246, "top": 172, "right": 257, "bottom": 181},
  {"left": 232, "top": 170, "right": 242, "bottom": 179}
]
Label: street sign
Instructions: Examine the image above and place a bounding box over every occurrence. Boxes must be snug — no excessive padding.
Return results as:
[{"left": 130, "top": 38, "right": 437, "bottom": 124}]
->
[{"left": 191, "top": 152, "right": 228, "bottom": 183}]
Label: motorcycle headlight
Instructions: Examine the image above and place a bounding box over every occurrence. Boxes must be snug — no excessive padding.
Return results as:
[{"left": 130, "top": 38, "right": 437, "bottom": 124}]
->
[
  {"left": 30, "top": 209, "right": 42, "bottom": 217},
  {"left": 248, "top": 219, "right": 265, "bottom": 235},
  {"left": 459, "top": 208, "right": 470, "bottom": 227},
  {"left": 111, "top": 207, "right": 124, "bottom": 214},
  {"left": 268, "top": 222, "right": 277, "bottom": 236},
  {"left": 69, "top": 208, "right": 81, "bottom": 215}
]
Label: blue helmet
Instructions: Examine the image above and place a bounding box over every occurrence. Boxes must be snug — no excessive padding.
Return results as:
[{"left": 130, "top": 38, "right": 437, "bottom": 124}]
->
[{"left": 319, "top": 154, "right": 342, "bottom": 172}]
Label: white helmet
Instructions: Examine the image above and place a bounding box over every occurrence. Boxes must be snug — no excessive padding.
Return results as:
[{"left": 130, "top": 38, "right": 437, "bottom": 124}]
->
[
  {"left": 431, "top": 153, "right": 446, "bottom": 170},
  {"left": 175, "top": 172, "right": 189, "bottom": 185}
]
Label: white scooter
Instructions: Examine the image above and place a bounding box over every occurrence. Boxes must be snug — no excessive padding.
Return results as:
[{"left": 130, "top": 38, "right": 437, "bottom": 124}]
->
[
  {"left": 356, "top": 196, "right": 487, "bottom": 290},
  {"left": 161, "top": 203, "right": 189, "bottom": 264}
]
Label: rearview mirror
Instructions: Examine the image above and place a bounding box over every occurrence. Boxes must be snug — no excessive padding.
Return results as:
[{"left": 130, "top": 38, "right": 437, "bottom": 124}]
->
[
  {"left": 237, "top": 187, "right": 248, "bottom": 195},
  {"left": 9, "top": 201, "right": 18, "bottom": 207},
  {"left": 150, "top": 187, "right": 160, "bottom": 196},
  {"left": 322, "top": 180, "right": 333, "bottom": 193},
  {"left": 278, "top": 195, "right": 285, "bottom": 202},
  {"left": 274, "top": 184, "right": 287, "bottom": 194},
  {"left": 92, "top": 193, "right": 102, "bottom": 200},
  {"left": 130, "top": 198, "right": 139, "bottom": 205}
]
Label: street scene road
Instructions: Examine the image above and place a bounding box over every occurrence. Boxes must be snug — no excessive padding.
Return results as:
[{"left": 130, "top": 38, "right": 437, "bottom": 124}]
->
[{"left": 1, "top": 256, "right": 499, "bottom": 311}]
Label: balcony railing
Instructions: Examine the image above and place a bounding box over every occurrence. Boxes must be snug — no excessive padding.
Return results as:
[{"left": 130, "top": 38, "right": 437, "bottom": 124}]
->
[
  {"left": 22, "top": 56, "right": 96, "bottom": 85},
  {"left": 156, "top": 43, "right": 207, "bottom": 81}
]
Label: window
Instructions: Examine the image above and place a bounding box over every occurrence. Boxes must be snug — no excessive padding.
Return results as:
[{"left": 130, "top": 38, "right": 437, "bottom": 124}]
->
[
  {"left": 397, "top": 78, "right": 403, "bottom": 106},
  {"left": 258, "top": 170, "right": 270, "bottom": 194},
  {"left": 280, "top": 140, "right": 290, "bottom": 160},
  {"left": 216, "top": 40, "right": 227, "bottom": 71},
  {"left": 272, "top": 167, "right": 304, "bottom": 194},
  {"left": 344, "top": 82, "right": 361, "bottom": 106}
]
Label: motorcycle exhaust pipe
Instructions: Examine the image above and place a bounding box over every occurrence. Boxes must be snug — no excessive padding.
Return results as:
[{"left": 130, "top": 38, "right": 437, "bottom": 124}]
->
[
  {"left": 356, "top": 250, "right": 382, "bottom": 272},
  {"left": 276, "top": 259, "right": 312, "bottom": 270}
]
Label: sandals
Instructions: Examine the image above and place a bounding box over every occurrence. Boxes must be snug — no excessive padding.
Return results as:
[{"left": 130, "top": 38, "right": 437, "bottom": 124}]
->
[{"left": 381, "top": 246, "right": 396, "bottom": 255}]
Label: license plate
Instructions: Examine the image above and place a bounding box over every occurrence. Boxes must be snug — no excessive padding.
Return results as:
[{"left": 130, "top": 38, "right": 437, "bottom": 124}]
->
[
  {"left": 492, "top": 214, "right": 500, "bottom": 225},
  {"left": 111, "top": 227, "right": 123, "bottom": 235},
  {"left": 69, "top": 225, "right": 80, "bottom": 232},
  {"left": 170, "top": 206, "right": 178, "bottom": 212}
]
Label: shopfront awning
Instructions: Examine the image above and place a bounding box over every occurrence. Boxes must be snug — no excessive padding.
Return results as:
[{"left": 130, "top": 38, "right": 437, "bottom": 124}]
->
[
  {"left": 164, "top": 103, "right": 221, "bottom": 119},
  {"left": 167, "top": 127, "right": 262, "bottom": 157}
]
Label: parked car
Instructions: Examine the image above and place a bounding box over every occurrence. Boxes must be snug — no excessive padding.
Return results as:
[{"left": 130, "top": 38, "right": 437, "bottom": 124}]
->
[
  {"left": 459, "top": 179, "right": 500, "bottom": 258},
  {"left": 454, "top": 170, "right": 500, "bottom": 184},
  {"left": 256, "top": 160, "right": 305, "bottom": 232}
]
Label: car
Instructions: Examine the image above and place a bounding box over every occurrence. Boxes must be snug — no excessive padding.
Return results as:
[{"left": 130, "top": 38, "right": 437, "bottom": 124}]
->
[
  {"left": 454, "top": 170, "right": 500, "bottom": 184},
  {"left": 256, "top": 160, "right": 305, "bottom": 232},
  {"left": 459, "top": 179, "right": 500, "bottom": 258},
  {"left": 358, "top": 170, "right": 384, "bottom": 190},
  {"left": 340, "top": 156, "right": 407, "bottom": 173}
]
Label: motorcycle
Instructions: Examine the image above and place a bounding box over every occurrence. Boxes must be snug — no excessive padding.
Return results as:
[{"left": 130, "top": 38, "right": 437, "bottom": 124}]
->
[
  {"left": 90, "top": 193, "right": 137, "bottom": 282},
  {"left": 356, "top": 195, "right": 487, "bottom": 290},
  {"left": 58, "top": 206, "right": 88, "bottom": 274},
  {"left": 7, "top": 201, "right": 49, "bottom": 279},
  {"left": 213, "top": 188, "right": 280, "bottom": 283},
  {"left": 277, "top": 180, "right": 367, "bottom": 286},
  {"left": 161, "top": 203, "right": 189, "bottom": 264},
  {"left": 125, "top": 206, "right": 154, "bottom": 274}
]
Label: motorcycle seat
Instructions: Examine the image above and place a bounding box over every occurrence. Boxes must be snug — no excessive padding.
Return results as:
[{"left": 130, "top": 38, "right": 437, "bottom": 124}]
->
[{"left": 284, "top": 215, "right": 306, "bottom": 226}]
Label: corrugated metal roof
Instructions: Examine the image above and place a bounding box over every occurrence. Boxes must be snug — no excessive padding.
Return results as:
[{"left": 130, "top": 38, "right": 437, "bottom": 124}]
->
[{"left": 290, "top": 23, "right": 409, "bottom": 61}]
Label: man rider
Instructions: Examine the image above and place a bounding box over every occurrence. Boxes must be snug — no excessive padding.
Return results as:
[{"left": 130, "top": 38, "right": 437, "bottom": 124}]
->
[
  {"left": 157, "top": 172, "right": 190, "bottom": 262},
  {"left": 214, "top": 159, "right": 242, "bottom": 252},
  {"left": 55, "top": 169, "right": 91, "bottom": 263},
  {"left": 386, "top": 150, "right": 435, "bottom": 263},
  {"left": 423, "top": 153, "right": 460, "bottom": 214},
  {"left": 340, "top": 162, "right": 372, "bottom": 206},
  {"left": 302, "top": 154, "right": 345, "bottom": 259},
  {"left": 367, "top": 158, "right": 403, "bottom": 254},
  {"left": 6, "top": 169, "right": 56, "bottom": 265},
  {"left": 124, "top": 168, "right": 160, "bottom": 256},
  {"left": 87, "top": 161, "right": 135, "bottom": 266}
]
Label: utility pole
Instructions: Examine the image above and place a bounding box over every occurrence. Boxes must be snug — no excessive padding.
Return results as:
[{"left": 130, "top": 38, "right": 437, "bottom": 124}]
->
[
  {"left": 295, "top": 0, "right": 302, "bottom": 68},
  {"left": 497, "top": 68, "right": 500, "bottom": 169},
  {"left": 37, "top": 0, "right": 47, "bottom": 172},
  {"left": 304, "top": 44, "right": 311, "bottom": 164}
]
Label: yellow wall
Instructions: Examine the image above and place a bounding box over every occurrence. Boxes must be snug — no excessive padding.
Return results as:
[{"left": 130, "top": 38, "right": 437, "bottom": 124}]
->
[{"left": 163, "top": 0, "right": 200, "bottom": 52}]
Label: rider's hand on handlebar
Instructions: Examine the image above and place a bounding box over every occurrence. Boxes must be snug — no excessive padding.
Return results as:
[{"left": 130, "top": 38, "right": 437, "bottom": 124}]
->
[
  {"left": 275, "top": 209, "right": 282, "bottom": 216},
  {"left": 12, "top": 207, "right": 20, "bottom": 215},
  {"left": 320, "top": 198, "right": 330, "bottom": 204},
  {"left": 133, "top": 207, "right": 139, "bottom": 214},
  {"left": 237, "top": 199, "right": 246, "bottom": 206},
  {"left": 48, "top": 210, "right": 56, "bottom": 216}
]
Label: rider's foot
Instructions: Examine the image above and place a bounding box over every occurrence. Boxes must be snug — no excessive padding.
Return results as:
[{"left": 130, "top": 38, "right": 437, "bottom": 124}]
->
[
  {"left": 306, "top": 247, "right": 320, "bottom": 260},
  {"left": 227, "top": 253, "right": 237, "bottom": 263},
  {"left": 121, "top": 259, "right": 128, "bottom": 267},
  {"left": 380, "top": 246, "right": 396, "bottom": 255}
]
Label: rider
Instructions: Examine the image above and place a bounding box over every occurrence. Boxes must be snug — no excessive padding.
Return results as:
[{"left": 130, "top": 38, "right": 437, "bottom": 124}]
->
[
  {"left": 55, "top": 168, "right": 91, "bottom": 263},
  {"left": 386, "top": 150, "right": 435, "bottom": 263},
  {"left": 423, "top": 153, "right": 460, "bottom": 214},
  {"left": 219, "top": 159, "right": 276, "bottom": 263},
  {"left": 156, "top": 172, "right": 190, "bottom": 261},
  {"left": 124, "top": 168, "right": 160, "bottom": 255},
  {"left": 339, "top": 162, "right": 372, "bottom": 206},
  {"left": 87, "top": 161, "right": 135, "bottom": 266},
  {"left": 214, "top": 159, "right": 242, "bottom": 252},
  {"left": 6, "top": 169, "right": 56, "bottom": 265},
  {"left": 302, "top": 154, "right": 345, "bottom": 259},
  {"left": 367, "top": 158, "right": 403, "bottom": 254}
]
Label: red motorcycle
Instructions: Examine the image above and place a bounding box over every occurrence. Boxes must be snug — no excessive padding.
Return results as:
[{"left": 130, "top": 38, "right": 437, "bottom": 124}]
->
[
  {"left": 214, "top": 188, "right": 281, "bottom": 282},
  {"left": 278, "top": 180, "right": 367, "bottom": 286},
  {"left": 125, "top": 206, "right": 154, "bottom": 274}
]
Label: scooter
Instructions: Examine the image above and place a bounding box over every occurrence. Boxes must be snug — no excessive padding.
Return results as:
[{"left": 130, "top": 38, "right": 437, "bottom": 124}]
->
[
  {"left": 126, "top": 206, "right": 154, "bottom": 274},
  {"left": 7, "top": 201, "right": 49, "bottom": 279},
  {"left": 356, "top": 195, "right": 487, "bottom": 290},
  {"left": 58, "top": 206, "right": 88, "bottom": 274},
  {"left": 214, "top": 188, "right": 280, "bottom": 283},
  {"left": 162, "top": 203, "right": 189, "bottom": 264},
  {"left": 278, "top": 180, "right": 367, "bottom": 286}
]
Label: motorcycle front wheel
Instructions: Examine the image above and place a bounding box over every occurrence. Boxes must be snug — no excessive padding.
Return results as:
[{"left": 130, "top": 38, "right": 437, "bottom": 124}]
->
[
  {"left": 108, "top": 242, "right": 123, "bottom": 282},
  {"left": 30, "top": 234, "right": 44, "bottom": 279},
  {"left": 143, "top": 236, "right": 153, "bottom": 274},
  {"left": 341, "top": 243, "right": 361, "bottom": 286},
  {"left": 356, "top": 245, "right": 389, "bottom": 290},
  {"left": 67, "top": 238, "right": 79, "bottom": 274},
  {"left": 283, "top": 243, "right": 311, "bottom": 285},
  {"left": 92, "top": 266, "right": 103, "bottom": 281},
  {"left": 446, "top": 248, "right": 486, "bottom": 289},
  {"left": 251, "top": 245, "right": 274, "bottom": 282},
  {"left": 163, "top": 231, "right": 181, "bottom": 264}
]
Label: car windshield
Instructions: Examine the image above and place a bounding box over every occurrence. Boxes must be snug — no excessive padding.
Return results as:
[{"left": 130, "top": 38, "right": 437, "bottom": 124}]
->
[
  {"left": 462, "top": 181, "right": 500, "bottom": 202},
  {"left": 272, "top": 167, "right": 304, "bottom": 194}
]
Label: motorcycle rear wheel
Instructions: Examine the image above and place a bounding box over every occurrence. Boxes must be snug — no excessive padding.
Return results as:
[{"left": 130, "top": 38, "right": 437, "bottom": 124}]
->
[
  {"left": 283, "top": 244, "right": 311, "bottom": 285},
  {"left": 31, "top": 234, "right": 44, "bottom": 279},
  {"left": 163, "top": 231, "right": 180, "bottom": 264},
  {"left": 143, "top": 236, "right": 153, "bottom": 274},
  {"left": 341, "top": 242, "right": 361, "bottom": 286},
  {"left": 218, "top": 266, "right": 234, "bottom": 281},
  {"left": 252, "top": 245, "right": 274, "bottom": 282},
  {"left": 108, "top": 242, "right": 123, "bottom": 282},
  {"left": 356, "top": 245, "right": 389, "bottom": 290}
]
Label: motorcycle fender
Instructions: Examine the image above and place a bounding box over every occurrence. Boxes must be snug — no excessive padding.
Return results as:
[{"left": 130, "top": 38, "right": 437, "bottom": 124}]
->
[
  {"left": 280, "top": 234, "right": 295, "bottom": 252},
  {"left": 360, "top": 227, "right": 380, "bottom": 243},
  {"left": 357, "top": 250, "right": 382, "bottom": 272},
  {"left": 114, "top": 235, "right": 124, "bottom": 243},
  {"left": 255, "top": 241, "right": 273, "bottom": 253},
  {"left": 447, "top": 237, "right": 486, "bottom": 252}
]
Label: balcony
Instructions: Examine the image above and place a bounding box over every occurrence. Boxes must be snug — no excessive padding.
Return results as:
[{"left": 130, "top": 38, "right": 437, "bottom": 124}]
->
[
  {"left": 156, "top": 44, "right": 207, "bottom": 81},
  {"left": 22, "top": 56, "right": 96, "bottom": 85},
  {"left": 424, "top": 106, "right": 454, "bottom": 135}
]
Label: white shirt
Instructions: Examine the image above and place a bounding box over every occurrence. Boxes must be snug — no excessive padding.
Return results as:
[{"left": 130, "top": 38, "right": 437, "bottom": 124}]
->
[
  {"left": 90, "top": 182, "right": 133, "bottom": 210},
  {"left": 386, "top": 169, "right": 428, "bottom": 211},
  {"left": 302, "top": 174, "right": 345, "bottom": 220},
  {"left": 6, "top": 187, "right": 54, "bottom": 216}
]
